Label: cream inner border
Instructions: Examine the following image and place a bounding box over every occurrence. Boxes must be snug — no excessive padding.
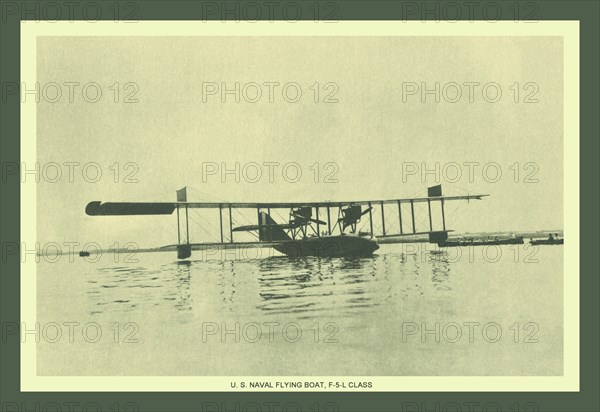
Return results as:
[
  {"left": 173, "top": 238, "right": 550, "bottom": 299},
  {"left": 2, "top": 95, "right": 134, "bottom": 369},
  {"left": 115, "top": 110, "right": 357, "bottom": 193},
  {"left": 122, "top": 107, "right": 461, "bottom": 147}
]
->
[{"left": 20, "top": 20, "right": 580, "bottom": 392}]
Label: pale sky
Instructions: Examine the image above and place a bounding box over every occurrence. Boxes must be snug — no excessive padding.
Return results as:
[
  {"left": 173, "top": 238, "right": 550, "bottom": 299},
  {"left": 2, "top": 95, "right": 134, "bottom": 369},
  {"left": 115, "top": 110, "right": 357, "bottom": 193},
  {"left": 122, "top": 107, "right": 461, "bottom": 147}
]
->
[{"left": 35, "top": 35, "right": 564, "bottom": 248}]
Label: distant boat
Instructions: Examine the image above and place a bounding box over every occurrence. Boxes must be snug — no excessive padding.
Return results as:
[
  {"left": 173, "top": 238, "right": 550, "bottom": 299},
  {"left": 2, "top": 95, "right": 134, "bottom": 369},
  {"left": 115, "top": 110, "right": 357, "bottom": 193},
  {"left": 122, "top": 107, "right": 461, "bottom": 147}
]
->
[
  {"left": 438, "top": 236, "right": 524, "bottom": 247},
  {"left": 79, "top": 251, "right": 90, "bottom": 257},
  {"left": 530, "top": 238, "right": 564, "bottom": 245}
]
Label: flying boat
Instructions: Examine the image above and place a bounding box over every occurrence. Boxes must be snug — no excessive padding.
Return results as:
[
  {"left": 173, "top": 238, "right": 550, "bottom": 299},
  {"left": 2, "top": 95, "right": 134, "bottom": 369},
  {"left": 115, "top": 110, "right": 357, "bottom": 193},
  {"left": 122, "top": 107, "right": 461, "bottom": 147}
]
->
[{"left": 85, "top": 185, "right": 487, "bottom": 259}]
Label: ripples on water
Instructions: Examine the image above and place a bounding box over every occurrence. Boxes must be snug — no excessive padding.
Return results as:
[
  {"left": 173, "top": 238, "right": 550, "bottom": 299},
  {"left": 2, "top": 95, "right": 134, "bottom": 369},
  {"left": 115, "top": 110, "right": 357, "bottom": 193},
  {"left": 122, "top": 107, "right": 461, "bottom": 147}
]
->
[
  {"left": 38, "top": 244, "right": 563, "bottom": 375},
  {"left": 81, "top": 247, "right": 457, "bottom": 321}
]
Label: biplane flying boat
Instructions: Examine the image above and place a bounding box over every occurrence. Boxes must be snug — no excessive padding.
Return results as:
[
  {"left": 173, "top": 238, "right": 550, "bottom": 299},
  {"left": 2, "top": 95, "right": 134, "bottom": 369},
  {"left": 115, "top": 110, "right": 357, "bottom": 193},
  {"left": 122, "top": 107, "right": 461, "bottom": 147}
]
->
[{"left": 85, "top": 185, "right": 487, "bottom": 259}]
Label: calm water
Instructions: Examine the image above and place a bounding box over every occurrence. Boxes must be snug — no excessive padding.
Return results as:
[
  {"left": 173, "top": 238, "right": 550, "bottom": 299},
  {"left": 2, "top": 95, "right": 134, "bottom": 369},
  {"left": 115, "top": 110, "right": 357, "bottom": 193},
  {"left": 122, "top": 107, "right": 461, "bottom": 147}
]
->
[{"left": 37, "top": 243, "right": 563, "bottom": 376}]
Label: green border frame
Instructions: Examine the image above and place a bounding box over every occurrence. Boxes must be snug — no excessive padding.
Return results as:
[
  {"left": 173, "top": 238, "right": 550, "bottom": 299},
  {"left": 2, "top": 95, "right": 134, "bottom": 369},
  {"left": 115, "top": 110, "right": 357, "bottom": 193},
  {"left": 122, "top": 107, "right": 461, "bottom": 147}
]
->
[{"left": 1, "top": 1, "right": 598, "bottom": 411}]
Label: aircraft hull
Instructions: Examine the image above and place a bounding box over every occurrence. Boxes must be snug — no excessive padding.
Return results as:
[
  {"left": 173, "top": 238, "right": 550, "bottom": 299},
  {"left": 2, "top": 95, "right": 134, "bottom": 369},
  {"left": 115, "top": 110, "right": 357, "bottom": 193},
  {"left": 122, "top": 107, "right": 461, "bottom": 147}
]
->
[{"left": 273, "top": 235, "right": 379, "bottom": 258}]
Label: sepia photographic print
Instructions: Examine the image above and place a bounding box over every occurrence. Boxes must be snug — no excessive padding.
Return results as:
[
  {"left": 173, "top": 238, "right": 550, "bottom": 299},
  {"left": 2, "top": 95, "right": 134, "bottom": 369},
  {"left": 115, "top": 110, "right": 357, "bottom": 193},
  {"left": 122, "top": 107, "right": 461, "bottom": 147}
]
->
[{"left": 19, "top": 20, "right": 579, "bottom": 392}]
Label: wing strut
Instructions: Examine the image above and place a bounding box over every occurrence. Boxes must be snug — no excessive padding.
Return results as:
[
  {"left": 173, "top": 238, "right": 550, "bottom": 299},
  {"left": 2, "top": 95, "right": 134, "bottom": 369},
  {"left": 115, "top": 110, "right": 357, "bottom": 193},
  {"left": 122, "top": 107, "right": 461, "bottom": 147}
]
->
[
  {"left": 397, "top": 200, "right": 403, "bottom": 234},
  {"left": 176, "top": 187, "right": 191, "bottom": 259},
  {"left": 229, "top": 205, "right": 234, "bottom": 243},
  {"left": 316, "top": 208, "right": 321, "bottom": 237},
  {"left": 219, "top": 206, "right": 224, "bottom": 243},
  {"left": 410, "top": 200, "right": 416, "bottom": 233},
  {"left": 441, "top": 199, "right": 446, "bottom": 231},
  {"left": 381, "top": 201, "right": 386, "bottom": 236},
  {"left": 177, "top": 204, "right": 181, "bottom": 244},
  {"left": 427, "top": 199, "right": 433, "bottom": 232},
  {"left": 368, "top": 202, "right": 374, "bottom": 235}
]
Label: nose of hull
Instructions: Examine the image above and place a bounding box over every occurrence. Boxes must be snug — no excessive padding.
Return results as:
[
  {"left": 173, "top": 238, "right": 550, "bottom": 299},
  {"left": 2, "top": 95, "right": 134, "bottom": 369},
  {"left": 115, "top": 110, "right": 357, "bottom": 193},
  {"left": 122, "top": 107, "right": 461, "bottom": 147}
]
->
[{"left": 369, "top": 236, "right": 380, "bottom": 252}]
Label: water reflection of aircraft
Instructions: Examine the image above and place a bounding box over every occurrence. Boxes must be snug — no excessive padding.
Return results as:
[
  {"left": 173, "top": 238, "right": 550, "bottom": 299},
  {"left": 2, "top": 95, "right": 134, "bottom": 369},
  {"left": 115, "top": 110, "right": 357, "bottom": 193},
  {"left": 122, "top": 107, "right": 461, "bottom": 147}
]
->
[
  {"left": 174, "top": 261, "right": 193, "bottom": 311},
  {"left": 255, "top": 256, "right": 377, "bottom": 317},
  {"left": 429, "top": 250, "right": 452, "bottom": 291},
  {"left": 85, "top": 185, "right": 486, "bottom": 260}
]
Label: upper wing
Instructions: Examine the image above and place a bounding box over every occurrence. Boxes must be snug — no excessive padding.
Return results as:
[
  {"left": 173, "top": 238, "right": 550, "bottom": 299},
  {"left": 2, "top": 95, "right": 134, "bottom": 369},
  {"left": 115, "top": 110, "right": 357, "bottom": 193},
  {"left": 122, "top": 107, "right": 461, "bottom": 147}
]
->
[
  {"left": 85, "top": 201, "right": 177, "bottom": 216},
  {"left": 86, "top": 194, "right": 487, "bottom": 215}
]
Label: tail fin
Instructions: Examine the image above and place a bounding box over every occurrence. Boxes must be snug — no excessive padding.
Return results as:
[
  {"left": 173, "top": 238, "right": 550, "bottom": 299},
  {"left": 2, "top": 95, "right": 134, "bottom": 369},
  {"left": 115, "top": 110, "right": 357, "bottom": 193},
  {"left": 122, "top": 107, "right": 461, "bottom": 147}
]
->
[{"left": 258, "top": 212, "right": 291, "bottom": 241}]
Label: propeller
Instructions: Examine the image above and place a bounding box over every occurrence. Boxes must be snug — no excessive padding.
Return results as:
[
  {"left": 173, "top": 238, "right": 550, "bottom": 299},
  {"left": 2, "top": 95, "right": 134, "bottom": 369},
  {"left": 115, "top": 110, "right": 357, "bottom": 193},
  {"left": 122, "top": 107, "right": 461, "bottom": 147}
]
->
[
  {"left": 338, "top": 205, "right": 372, "bottom": 229},
  {"left": 290, "top": 207, "right": 326, "bottom": 226},
  {"left": 360, "top": 207, "right": 372, "bottom": 216}
]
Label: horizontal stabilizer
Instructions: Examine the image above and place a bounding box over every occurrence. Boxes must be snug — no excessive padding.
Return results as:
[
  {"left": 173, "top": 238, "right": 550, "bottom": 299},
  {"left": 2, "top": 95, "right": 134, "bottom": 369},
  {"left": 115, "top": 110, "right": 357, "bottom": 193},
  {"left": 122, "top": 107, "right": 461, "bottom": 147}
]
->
[{"left": 86, "top": 201, "right": 177, "bottom": 216}]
